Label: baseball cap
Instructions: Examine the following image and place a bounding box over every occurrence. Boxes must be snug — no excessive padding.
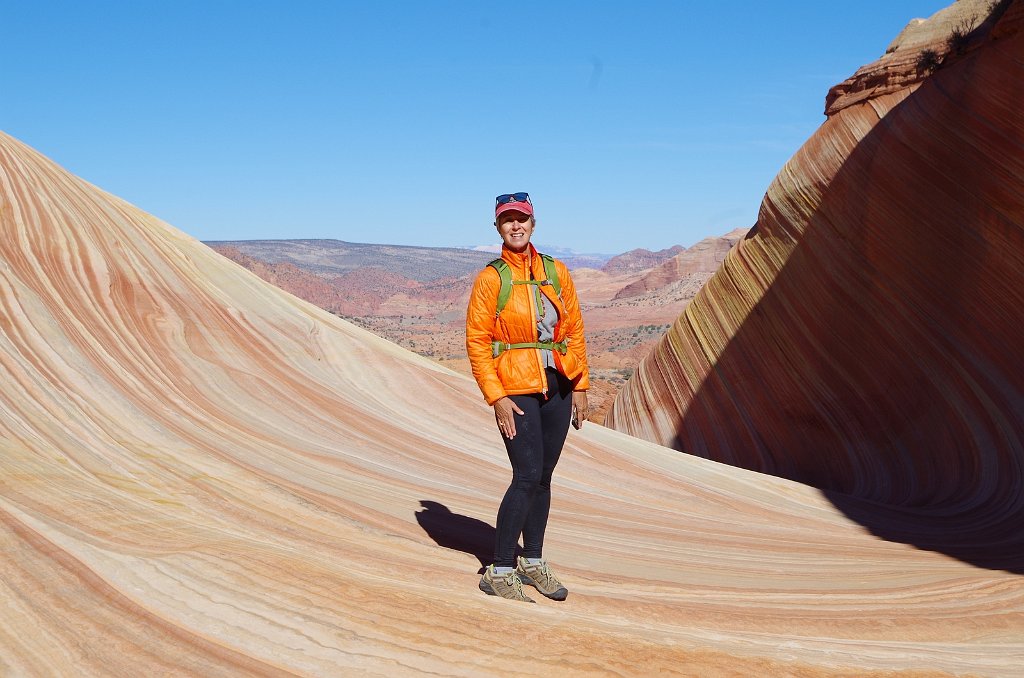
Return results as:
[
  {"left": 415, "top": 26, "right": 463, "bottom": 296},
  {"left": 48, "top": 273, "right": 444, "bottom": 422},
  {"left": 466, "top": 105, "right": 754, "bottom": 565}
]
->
[{"left": 495, "top": 192, "right": 534, "bottom": 218}]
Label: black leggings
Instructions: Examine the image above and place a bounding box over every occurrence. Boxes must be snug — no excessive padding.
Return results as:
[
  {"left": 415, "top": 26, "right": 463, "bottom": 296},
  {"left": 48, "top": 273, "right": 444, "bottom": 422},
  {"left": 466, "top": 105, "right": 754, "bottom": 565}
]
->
[{"left": 493, "top": 368, "right": 573, "bottom": 567}]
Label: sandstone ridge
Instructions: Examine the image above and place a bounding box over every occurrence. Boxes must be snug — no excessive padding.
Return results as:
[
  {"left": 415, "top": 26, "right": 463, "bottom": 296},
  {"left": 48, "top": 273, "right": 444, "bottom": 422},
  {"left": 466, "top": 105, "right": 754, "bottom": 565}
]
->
[
  {"left": 826, "top": 0, "right": 1017, "bottom": 114},
  {"left": 607, "top": 0, "right": 1024, "bottom": 574}
]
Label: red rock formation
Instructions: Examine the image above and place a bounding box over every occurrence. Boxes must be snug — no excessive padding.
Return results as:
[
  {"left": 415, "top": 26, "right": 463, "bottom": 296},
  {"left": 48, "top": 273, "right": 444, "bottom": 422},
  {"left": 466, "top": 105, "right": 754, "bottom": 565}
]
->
[
  {"left": 613, "top": 230, "right": 745, "bottom": 300},
  {"left": 213, "top": 245, "right": 353, "bottom": 311},
  {"left": 608, "top": 0, "right": 1024, "bottom": 569},
  {"left": 825, "top": 0, "right": 1014, "bottom": 114},
  {"left": 213, "top": 244, "right": 427, "bottom": 316},
  {"left": 602, "top": 245, "right": 684, "bottom": 275}
]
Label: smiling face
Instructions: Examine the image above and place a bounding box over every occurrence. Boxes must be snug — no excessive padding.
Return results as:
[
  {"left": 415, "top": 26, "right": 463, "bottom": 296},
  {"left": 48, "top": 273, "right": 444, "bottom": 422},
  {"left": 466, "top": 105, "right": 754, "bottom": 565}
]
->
[{"left": 495, "top": 211, "right": 535, "bottom": 253}]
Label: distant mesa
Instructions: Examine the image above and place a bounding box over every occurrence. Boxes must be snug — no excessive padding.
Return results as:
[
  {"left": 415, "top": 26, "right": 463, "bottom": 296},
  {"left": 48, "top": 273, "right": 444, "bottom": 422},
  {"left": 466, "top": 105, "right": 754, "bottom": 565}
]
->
[
  {"left": 612, "top": 231, "right": 745, "bottom": 300},
  {"left": 607, "top": 0, "right": 1024, "bottom": 572},
  {"left": 206, "top": 238, "right": 496, "bottom": 282},
  {"left": 602, "top": 245, "right": 684, "bottom": 275}
]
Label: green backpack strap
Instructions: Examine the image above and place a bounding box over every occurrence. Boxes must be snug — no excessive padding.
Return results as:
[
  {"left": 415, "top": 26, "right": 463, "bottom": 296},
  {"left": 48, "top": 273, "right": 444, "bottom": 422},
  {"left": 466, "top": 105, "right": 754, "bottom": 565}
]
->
[
  {"left": 487, "top": 253, "right": 562, "bottom": 317},
  {"left": 488, "top": 258, "right": 512, "bottom": 317},
  {"left": 540, "top": 253, "right": 561, "bottom": 296}
]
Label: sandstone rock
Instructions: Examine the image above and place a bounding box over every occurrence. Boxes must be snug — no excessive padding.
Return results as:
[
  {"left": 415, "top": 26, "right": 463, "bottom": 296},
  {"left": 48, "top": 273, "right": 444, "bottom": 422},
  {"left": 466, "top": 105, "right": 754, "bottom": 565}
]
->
[
  {"left": 825, "top": 0, "right": 1009, "bottom": 115},
  {"left": 3, "top": 3, "right": 1023, "bottom": 669},
  {"left": 0, "top": 128, "right": 1019, "bottom": 676},
  {"left": 608, "top": 0, "right": 1024, "bottom": 573}
]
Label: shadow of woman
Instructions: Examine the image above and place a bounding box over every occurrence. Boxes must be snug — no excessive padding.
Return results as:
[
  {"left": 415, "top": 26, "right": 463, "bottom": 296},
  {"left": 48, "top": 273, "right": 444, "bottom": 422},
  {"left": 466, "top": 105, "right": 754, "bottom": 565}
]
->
[{"left": 415, "top": 500, "right": 520, "bottom": 574}]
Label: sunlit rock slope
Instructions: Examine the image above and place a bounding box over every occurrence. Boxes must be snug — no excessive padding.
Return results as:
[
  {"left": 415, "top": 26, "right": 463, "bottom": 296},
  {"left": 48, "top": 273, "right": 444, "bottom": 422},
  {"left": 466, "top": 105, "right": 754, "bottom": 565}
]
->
[
  {"left": 2, "top": 12, "right": 1023, "bottom": 674},
  {"left": 607, "top": 0, "right": 1024, "bottom": 574}
]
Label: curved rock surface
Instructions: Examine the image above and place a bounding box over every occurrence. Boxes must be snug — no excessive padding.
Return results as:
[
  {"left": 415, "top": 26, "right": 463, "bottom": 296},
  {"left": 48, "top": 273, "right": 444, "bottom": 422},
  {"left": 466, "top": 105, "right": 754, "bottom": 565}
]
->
[
  {"left": 607, "top": 0, "right": 1024, "bottom": 573},
  {"left": 2, "top": 147, "right": 1022, "bottom": 678},
  {"left": 3, "top": 10, "right": 1024, "bottom": 673}
]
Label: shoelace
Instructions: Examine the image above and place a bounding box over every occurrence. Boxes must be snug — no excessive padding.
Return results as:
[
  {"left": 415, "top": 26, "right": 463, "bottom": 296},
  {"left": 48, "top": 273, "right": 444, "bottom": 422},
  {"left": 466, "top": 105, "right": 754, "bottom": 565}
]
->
[
  {"left": 535, "top": 562, "right": 561, "bottom": 588},
  {"left": 525, "top": 561, "right": 561, "bottom": 589},
  {"left": 502, "top": 571, "right": 528, "bottom": 598}
]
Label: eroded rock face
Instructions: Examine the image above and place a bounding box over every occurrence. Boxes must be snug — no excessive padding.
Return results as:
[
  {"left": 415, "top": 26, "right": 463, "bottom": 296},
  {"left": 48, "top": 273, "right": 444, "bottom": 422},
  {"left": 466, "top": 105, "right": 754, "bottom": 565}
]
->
[
  {"left": 825, "top": 0, "right": 1015, "bottom": 114},
  {"left": 607, "top": 0, "right": 1024, "bottom": 565}
]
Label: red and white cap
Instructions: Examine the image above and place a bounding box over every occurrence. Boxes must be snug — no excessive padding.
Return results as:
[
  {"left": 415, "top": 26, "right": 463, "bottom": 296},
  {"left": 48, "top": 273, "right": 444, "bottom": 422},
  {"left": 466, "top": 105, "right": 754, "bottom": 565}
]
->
[{"left": 495, "top": 198, "right": 533, "bottom": 218}]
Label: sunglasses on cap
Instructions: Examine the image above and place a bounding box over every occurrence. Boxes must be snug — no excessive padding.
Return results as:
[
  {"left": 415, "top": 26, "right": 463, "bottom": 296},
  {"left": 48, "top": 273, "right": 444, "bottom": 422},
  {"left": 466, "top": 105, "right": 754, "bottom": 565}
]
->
[{"left": 495, "top": 192, "right": 531, "bottom": 206}]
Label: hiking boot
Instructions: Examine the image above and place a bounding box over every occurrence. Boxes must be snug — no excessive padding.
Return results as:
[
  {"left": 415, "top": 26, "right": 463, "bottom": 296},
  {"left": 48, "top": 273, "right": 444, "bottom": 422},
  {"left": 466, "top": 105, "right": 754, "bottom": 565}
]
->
[
  {"left": 479, "top": 565, "right": 536, "bottom": 603},
  {"left": 516, "top": 557, "right": 568, "bottom": 601}
]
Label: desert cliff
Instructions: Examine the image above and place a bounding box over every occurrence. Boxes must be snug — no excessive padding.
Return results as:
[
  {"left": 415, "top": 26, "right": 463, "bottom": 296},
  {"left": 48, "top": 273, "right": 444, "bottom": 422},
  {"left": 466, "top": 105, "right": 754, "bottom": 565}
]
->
[{"left": 607, "top": 0, "right": 1024, "bottom": 571}]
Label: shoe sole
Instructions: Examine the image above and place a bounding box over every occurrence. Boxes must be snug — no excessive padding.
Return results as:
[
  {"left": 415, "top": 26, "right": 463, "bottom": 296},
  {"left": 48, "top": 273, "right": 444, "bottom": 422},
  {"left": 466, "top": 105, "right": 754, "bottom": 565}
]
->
[
  {"left": 518, "top": 573, "right": 568, "bottom": 601},
  {"left": 479, "top": 578, "right": 535, "bottom": 603}
]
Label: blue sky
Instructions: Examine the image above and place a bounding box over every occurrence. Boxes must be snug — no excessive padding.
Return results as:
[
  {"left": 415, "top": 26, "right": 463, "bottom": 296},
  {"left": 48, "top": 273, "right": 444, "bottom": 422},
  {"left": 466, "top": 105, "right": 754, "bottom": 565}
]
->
[{"left": 1, "top": 1, "right": 948, "bottom": 254}]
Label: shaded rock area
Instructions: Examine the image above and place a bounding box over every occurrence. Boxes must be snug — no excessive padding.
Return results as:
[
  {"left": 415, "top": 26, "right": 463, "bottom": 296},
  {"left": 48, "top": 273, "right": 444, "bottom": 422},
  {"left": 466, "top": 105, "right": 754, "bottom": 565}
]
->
[{"left": 608, "top": 0, "right": 1024, "bottom": 573}]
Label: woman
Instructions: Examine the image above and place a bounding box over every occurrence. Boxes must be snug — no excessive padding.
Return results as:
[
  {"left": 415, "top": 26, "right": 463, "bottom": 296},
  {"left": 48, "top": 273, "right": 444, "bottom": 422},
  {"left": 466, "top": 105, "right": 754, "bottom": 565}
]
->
[{"left": 465, "top": 191, "right": 590, "bottom": 603}]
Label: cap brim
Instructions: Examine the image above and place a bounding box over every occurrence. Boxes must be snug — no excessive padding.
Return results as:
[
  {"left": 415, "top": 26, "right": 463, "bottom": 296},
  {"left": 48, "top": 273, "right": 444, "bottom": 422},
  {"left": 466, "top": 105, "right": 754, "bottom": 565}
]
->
[{"left": 495, "top": 201, "right": 534, "bottom": 218}]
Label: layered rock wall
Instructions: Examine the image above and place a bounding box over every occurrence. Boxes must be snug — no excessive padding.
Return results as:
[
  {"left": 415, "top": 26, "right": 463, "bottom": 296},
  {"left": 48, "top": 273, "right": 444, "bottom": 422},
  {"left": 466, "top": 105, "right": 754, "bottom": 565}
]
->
[{"left": 607, "top": 0, "right": 1024, "bottom": 561}]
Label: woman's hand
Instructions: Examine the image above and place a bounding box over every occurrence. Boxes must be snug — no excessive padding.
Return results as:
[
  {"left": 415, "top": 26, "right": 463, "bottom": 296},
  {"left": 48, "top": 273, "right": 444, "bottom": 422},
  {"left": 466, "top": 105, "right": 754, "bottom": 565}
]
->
[
  {"left": 494, "top": 397, "right": 525, "bottom": 439},
  {"left": 572, "top": 391, "right": 589, "bottom": 429}
]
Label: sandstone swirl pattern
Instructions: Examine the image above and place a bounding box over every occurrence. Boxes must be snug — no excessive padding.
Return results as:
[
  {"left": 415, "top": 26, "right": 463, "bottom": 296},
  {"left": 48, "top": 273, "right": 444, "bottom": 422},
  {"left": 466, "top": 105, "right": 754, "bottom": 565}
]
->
[
  {"left": 2, "top": 15, "right": 1024, "bottom": 678},
  {"left": 607, "top": 0, "right": 1024, "bottom": 574}
]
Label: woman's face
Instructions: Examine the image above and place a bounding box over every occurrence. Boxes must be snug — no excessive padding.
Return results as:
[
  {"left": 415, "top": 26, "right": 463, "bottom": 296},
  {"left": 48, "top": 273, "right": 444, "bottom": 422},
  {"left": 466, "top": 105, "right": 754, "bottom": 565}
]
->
[{"left": 496, "top": 211, "right": 534, "bottom": 252}]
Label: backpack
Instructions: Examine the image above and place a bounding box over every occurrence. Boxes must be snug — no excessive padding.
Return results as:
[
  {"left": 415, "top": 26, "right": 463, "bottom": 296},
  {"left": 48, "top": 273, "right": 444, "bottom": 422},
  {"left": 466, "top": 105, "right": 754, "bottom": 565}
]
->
[
  {"left": 488, "top": 253, "right": 561, "bottom": 317},
  {"left": 486, "top": 253, "right": 567, "bottom": 358}
]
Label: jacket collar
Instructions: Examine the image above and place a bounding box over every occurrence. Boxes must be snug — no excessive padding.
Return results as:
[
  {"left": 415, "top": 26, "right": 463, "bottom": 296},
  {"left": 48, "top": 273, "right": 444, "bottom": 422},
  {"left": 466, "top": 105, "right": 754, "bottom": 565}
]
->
[
  {"left": 501, "top": 242, "right": 565, "bottom": 316},
  {"left": 500, "top": 242, "right": 541, "bottom": 279}
]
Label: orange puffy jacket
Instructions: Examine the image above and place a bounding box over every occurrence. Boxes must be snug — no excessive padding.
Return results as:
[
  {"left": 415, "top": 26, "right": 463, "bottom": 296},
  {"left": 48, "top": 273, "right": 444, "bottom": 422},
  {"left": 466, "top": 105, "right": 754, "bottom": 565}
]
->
[{"left": 466, "top": 244, "right": 589, "bottom": 405}]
